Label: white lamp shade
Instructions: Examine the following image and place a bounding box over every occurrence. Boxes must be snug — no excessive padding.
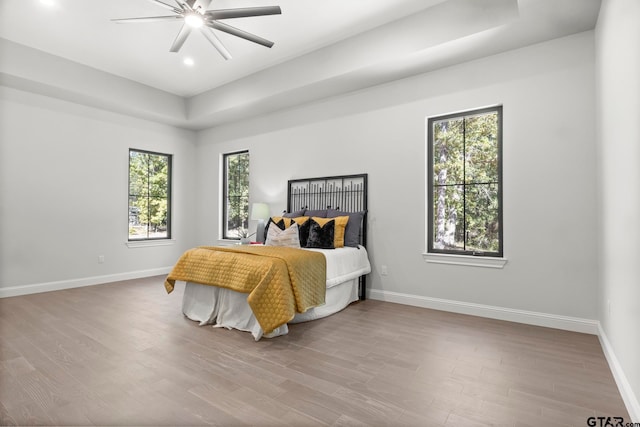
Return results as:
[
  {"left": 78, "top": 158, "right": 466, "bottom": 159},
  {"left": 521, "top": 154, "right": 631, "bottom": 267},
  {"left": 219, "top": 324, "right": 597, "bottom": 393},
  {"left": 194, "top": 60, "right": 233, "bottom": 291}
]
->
[{"left": 250, "top": 203, "right": 270, "bottom": 221}]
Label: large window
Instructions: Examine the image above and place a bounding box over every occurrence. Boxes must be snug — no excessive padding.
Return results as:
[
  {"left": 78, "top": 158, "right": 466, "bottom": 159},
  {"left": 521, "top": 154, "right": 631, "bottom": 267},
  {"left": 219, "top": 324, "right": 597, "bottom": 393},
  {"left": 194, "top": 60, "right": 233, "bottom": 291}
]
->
[
  {"left": 427, "top": 106, "right": 503, "bottom": 257},
  {"left": 128, "top": 149, "right": 172, "bottom": 240},
  {"left": 223, "top": 150, "right": 250, "bottom": 240}
]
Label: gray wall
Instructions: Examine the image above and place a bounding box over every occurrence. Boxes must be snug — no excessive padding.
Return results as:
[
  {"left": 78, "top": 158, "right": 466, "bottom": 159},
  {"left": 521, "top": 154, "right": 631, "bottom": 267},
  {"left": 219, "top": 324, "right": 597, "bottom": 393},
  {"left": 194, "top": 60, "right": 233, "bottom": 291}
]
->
[
  {"left": 596, "top": 0, "right": 640, "bottom": 420},
  {"left": 195, "top": 32, "right": 599, "bottom": 321},
  {"left": 0, "top": 88, "right": 198, "bottom": 292}
]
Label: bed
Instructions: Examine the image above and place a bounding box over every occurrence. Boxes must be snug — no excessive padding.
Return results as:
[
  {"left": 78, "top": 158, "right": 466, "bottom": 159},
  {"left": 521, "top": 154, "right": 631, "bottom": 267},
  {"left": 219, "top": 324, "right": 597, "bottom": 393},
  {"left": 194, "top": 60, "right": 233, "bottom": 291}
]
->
[{"left": 165, "top": 174, "right": 370, "bottom": 340}]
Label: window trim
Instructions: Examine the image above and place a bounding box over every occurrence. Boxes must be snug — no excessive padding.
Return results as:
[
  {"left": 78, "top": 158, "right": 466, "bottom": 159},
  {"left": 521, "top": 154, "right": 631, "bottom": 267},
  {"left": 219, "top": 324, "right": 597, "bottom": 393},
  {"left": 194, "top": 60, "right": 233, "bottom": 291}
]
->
[
  {"left": 126, "top": 239, "right": 175, "bottom": 249},
  {"left": 128, "top": 148, "right": 172, "bottom": 241},
  {"left": 222, "top": 150, "right": 250, "bottom": 240},
  {"left": 427, "top": 105, "right": 503, "bottom": 258},
  {"left": 422, "top": 252, "right": 507, "bottom": 269}
]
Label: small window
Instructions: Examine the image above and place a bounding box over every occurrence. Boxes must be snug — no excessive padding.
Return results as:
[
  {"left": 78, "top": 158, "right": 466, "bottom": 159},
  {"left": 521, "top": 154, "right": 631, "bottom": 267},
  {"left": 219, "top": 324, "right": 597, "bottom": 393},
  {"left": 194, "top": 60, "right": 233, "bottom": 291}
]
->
[
  {"left": 427, "top": 106, "right": 503, "bottom": 257},
  {"left": 223, "top": 150, "right": 250, "bottom": 240},
  {"left": 128, "top": 149, "right": 172, "bottom": 240}
]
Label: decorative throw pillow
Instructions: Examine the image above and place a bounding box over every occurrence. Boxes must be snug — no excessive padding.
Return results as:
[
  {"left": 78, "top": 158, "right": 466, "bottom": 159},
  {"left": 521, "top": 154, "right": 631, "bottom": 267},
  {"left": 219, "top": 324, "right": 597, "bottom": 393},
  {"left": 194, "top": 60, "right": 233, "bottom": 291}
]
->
[
  {"left": 305, "top": 218, "right": 335, "bottom": 249},
  {"left": 263, "top": 216, "right": 293, "bottom": 241},
  {"left": 265, "top": 222, "right": 301, "bottom": 248},
  {"left": 327, "top": 209, "right": 366, "bottom": 247},
  {"left": 309, "top": 216, "right": 348, "bottom": 248},
  {"left": 331, "top": 216, "right": 349, "bottom": 248},
  {"left": 291, "top": 216, "right": 311, "bottom": 247}
]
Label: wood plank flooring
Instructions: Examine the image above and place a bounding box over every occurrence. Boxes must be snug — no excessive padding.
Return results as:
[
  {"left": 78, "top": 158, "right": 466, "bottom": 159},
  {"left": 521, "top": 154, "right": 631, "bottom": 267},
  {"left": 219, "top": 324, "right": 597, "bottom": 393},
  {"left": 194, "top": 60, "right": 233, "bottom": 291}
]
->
[{"left": 0, "top": 276, "right": 630, "bottom": 426}]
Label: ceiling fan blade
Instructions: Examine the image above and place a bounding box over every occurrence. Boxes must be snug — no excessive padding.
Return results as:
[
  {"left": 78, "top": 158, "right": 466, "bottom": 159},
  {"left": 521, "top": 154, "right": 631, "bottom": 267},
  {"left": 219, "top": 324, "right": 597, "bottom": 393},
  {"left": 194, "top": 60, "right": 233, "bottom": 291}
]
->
[
  {"left": 174, "top": 0, "right": 190, "bottom": 11},
  {"left": 205, "top": 6, "right": 282, "bottom": 20},
  {"left": 170, "top": 24, "right": 192, "bottom": 52},
  {"left": 200, "top": 27, "right": 232, "bottom": 60},
  {"left": 146, "top": 0, "right": 181, "bottom": 13},
  {"left": 111, "top": 15, "right": 182, "bottom": 23},
  {"left": 192, "top": 0, "right": 212, "bottom": 11},
  {"left": 207, "top": 21, "right": 274, "bottom": 48}
]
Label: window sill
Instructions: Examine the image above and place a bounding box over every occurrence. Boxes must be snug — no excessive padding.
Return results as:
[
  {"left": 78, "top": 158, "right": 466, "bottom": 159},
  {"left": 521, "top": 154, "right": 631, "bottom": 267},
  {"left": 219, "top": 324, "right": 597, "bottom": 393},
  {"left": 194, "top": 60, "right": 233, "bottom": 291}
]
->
[
  {"left": 126, "top": 239, "right": 175, "bottom": 248},
  {"left": 422, "top": 252, "right": 507, "bottom": 269},
  {"left": 216, "top": 239, "right": 244, "bottom": 247}
]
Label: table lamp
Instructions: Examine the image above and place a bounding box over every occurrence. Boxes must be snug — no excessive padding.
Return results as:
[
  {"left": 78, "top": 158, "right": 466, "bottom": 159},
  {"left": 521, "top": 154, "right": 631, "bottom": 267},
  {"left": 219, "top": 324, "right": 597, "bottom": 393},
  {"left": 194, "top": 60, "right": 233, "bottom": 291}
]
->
[{"left": 251, "top": 202, "right": 270, "bottom": 243}]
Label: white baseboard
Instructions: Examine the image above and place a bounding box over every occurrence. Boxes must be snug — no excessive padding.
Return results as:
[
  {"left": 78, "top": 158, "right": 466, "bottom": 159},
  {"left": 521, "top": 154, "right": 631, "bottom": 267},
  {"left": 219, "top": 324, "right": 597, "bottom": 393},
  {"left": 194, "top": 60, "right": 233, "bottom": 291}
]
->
[
  {"left": 0, "top": 267, "right": 172, "bottom": 298},
  {"left": 598, "top": 324, "right": 640, "bottom": 423},
  {"left": 368, "top": 289, "right": 599, "bottom": 334}
]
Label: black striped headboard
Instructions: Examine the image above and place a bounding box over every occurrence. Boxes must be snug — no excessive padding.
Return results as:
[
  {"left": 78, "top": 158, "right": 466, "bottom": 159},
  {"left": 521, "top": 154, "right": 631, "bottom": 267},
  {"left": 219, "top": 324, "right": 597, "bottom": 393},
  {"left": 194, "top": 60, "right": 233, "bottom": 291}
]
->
[
  {"left": 287, "top": 173, "right": 368, "bottom": 299},
  {"left": 288, "top": 174, "right": 367, "bottom": 213}
]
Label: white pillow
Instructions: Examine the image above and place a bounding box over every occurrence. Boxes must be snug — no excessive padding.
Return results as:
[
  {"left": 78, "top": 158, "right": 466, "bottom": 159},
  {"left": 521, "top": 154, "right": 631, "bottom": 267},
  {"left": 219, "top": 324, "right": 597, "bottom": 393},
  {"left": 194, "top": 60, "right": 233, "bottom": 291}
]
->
[{"left": 265, "top": 222, "right": 301, "bottom": 248}]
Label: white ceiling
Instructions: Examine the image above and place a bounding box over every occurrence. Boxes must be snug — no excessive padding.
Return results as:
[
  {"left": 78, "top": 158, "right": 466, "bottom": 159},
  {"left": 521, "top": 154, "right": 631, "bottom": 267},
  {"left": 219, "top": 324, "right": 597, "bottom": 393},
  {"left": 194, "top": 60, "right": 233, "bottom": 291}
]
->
[
  {"left": 0, "top": 0, "right": 602, "bottom": 129},
  {"left": 0, "top": 0, "right": 444, "bottom": 97}
]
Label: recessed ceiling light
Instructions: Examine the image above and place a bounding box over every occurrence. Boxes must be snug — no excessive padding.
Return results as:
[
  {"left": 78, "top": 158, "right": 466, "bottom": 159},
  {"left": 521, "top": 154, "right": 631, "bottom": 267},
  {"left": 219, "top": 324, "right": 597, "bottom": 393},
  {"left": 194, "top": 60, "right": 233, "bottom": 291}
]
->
[
  {"left": 40, "top": 0, "right": 56, "bottom": 6},
  {"left": 183, "top": 57, "right": 195, "bottom": 67}
]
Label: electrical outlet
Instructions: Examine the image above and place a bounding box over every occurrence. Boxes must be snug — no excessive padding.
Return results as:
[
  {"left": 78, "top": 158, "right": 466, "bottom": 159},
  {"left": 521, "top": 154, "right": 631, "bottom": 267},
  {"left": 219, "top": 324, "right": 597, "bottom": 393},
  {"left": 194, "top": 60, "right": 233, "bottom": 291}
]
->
[
  {"left": 98, "top": 255, "right": 105, "bottom": 264},
  {"left": 380, "top": 265, "right": 388, "bottom": 276}
]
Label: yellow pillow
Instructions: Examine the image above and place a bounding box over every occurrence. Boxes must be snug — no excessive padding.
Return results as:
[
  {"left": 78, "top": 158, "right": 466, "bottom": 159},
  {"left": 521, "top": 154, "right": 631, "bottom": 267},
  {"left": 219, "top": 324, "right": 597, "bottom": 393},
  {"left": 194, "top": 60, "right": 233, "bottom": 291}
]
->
[
  {"left": 290, "top": 216, "right": 310, "bottom": 226},
  {"left": 269, "top": 216, "right": 294, "bottom": 228}
]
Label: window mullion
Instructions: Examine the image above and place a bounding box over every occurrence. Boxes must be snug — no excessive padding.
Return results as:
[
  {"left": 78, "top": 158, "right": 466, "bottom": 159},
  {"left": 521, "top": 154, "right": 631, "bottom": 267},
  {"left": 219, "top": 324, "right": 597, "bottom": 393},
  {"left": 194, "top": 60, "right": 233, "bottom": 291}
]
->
[
  {"left": 462, "top": 117, "right": 467, "bottom": 252},
  {"left": 146, "top": 154, "right": 151, "bottom": 239}
]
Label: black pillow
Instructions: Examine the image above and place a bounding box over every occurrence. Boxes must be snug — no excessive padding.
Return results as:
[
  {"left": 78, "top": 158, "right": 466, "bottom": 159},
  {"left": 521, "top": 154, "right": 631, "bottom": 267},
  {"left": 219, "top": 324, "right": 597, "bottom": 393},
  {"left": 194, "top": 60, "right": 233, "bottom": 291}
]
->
[
  {"left": 296, "top": 218, "right": 311, "bottom": 247},
  {"left": 306, "top": 218, "right": 335, "bottom": 249},
  {"left": 327, "top": 209, "right": 366, "bottom": 247}
]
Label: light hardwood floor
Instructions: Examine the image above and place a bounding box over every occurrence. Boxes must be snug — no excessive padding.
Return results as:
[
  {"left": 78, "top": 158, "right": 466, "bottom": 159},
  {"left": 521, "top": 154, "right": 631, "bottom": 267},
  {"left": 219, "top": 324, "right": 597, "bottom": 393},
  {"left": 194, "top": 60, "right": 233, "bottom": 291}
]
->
[{"left": 0, "top": 276, "right": 630, "bottom": 426}]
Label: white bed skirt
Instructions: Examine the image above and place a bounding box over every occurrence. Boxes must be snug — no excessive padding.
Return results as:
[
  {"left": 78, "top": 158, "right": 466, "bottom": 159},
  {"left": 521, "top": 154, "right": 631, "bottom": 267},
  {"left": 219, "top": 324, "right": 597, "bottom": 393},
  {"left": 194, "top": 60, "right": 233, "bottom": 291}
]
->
[
  {"left": 180, "top": 245, "right": 370, "bottom": 340},
  {"left": 182, "top": 278, "right": 360, "bottom": 340}
]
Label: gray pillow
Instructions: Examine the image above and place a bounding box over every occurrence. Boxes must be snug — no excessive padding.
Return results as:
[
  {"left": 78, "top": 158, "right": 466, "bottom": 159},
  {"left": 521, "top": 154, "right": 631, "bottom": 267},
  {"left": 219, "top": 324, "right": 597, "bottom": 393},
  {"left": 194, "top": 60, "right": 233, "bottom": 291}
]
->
[
  {"left": 282, "top": 209, "right": 305, "bottom": 218},
  {"left": 327, "top": 208, "right": 366, "bottom": 247},
  {"left": 305, "top": 209, "right": 327, "bottom": 218}
]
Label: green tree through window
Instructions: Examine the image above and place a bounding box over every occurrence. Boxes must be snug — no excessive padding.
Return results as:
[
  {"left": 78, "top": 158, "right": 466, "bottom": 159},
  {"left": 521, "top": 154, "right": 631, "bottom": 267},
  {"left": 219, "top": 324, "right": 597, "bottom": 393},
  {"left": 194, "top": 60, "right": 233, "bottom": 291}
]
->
[
  {"left": 128, "top": 149, "right": 171, "bottom": 240},
  {"left": 428, "top": 106, "right": 503, "bottom": 256},
  {"left": 223, "top": 151, "right": 250, "bottom": 239}
]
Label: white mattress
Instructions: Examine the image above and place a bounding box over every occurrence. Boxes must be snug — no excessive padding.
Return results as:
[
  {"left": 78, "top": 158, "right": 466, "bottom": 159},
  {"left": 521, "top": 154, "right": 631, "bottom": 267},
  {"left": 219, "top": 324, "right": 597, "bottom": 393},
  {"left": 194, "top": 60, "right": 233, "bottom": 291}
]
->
[
  {"left": 181, "top": 245, "right": 370, "bottom": 340},
  {"left": 305, "top": 245, "right": 371, "bottom": 288}
]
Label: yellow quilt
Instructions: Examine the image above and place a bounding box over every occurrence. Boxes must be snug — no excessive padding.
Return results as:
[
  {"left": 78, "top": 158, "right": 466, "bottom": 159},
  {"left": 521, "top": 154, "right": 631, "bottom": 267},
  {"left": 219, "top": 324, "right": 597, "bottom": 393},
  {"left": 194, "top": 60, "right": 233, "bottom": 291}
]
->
[{"left": 164, "top": 245, "right": 326, "bottom": 334}]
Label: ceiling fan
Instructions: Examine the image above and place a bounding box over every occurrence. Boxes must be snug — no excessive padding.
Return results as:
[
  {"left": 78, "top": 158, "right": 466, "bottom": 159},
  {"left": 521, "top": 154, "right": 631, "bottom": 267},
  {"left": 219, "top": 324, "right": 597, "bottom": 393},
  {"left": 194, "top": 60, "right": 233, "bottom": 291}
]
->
[{"left": 112, "top": 0, "right": 282, "bottom": 60}]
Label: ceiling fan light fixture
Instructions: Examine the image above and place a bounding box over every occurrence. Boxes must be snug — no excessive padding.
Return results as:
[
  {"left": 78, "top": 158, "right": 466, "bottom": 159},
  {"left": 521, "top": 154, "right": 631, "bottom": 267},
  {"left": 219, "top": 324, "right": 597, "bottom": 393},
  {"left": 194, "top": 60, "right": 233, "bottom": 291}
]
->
[
  {"left": 184, "top": 13, "right": 204, "bottom": 29},
  {"left": 111, "top": 2, "right": 282, "bottom": 59}
]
